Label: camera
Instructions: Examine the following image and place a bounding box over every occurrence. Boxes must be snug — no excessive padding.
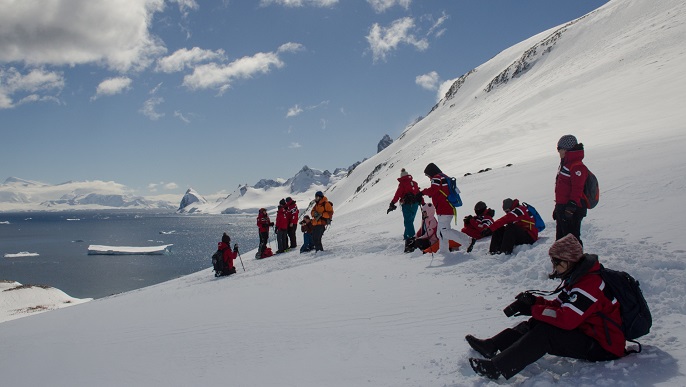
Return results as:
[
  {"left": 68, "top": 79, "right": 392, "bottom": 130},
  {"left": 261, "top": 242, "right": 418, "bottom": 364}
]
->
[
  {"left": 503, "top": 300, "right": 523, "bottom": 317},
  {"left": 503, "top": 292, "right": 535, "bottom": 317}
]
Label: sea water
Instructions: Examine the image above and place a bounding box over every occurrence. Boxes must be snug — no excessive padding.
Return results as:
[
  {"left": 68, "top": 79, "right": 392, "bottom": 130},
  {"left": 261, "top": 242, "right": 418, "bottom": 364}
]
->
[{"left": 0, "top": 211, "right": 258, "bottom": 299}]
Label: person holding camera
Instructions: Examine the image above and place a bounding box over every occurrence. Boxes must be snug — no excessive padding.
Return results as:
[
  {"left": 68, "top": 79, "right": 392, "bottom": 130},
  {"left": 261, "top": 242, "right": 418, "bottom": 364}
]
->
[
  {"left": 299, "top": 215, "right": 315, "bottom": 253},
  {"left": 466, "top": 234, "right": 625, "bottom": 380}
]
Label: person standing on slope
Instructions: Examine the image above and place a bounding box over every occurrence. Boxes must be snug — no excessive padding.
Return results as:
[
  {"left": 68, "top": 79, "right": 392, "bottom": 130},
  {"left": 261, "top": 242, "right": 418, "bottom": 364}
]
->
[
  {"left": 285, "top": 197, "right": 299, "bottom": 249},
  {"left": 275, "top": 199, "right": 289, "bottom": 254},
  {"left": 311, "top": 191, "right": 334, "bottom": 252},
  {"left": 387, "top": 168, "right": 422, "bottom": 253},
  {"left": 554, "top": 135, "right": 588, "bottom": 245},
  {"left": 419, "top": 163, "right": 470, "bottom": 254},
  {"left": 256, "top": 207, "right": 273, "bottom": 258}
]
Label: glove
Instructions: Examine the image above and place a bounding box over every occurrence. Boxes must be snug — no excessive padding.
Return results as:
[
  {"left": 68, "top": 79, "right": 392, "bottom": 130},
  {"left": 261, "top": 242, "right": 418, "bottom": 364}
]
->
[
  {"left": 270, "top": 222, "right": 275, "bottom": 227},
  {"left": 481, "top": 228, "right": 493, "bottom": 237},
  {"left": 233, "top": 244, "right": 239, "bottom": 252},
  {"left": 326, "top": 218, "right": 332, "bottom": 225},
  {"left": 463, "top": 215, "right": 473, "bottom": 227},
  {"left": 552, "top": 210, "right": 557, "bottom": 221},
  {"left": 515, "top": 291, "right": 536, "bottom": 306},
  {"left": 387, "top": 202, "right": 397, "bottom": 214},
  {"left": 565, "top": 201, "right": 578, "bottom": 219},
  {"left": 415, "top": 192, "right": 424, "bottom": 203},
  {"left": 466, "top": 238, "right": 476, "bottom": 253},
  {"left": 487, "top": 209, "right": 495, "bottom": 217}
]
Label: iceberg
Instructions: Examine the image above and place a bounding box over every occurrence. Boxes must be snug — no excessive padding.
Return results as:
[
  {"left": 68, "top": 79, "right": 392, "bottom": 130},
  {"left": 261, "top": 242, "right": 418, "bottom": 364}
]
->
[
  {"left": 4, "top": 252, "right": 40, "bottom": 258},
  {"left": 87, "top": 244, "right": 173, "bottom": 255}
]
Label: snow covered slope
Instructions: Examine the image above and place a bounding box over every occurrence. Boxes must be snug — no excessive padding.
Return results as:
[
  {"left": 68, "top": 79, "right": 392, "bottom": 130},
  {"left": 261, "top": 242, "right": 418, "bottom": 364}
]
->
[{"left": 1, "top": 0, "right": 685, "bottom": 385}]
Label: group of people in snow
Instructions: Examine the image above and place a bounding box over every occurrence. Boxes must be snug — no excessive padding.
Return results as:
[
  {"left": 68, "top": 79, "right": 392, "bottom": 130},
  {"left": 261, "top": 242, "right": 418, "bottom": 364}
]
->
[{"left": 388, "top": 135, "right": 618, "bottom": 381}]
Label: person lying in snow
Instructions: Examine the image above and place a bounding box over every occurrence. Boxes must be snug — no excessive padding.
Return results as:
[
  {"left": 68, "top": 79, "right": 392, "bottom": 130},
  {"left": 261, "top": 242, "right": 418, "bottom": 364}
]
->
[{"left": 466, "top": 234, "right": 625, "bottom": 380}]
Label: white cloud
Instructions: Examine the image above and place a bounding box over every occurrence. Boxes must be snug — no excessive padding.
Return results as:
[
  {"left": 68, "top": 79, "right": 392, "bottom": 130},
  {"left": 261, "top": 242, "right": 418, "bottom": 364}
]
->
[
  {"left": 169, "top": 0, "right": 199, "bottom": 17},
  {"left": 278, "top": 42, "right": 305, "bottom": 54},
  {"left": 140, "top": 97, "right": 165, "bottom": 120},
  {"left": 416, "top": 71, "right": 439, "bottom": 91},
  {"left": 182, "top": 44, "right": 303, "bottom": 92},
  {"left": 287, "top": 104, "right": 304, "bottom": 117},
  {"left": 92, "top": 77, "right": 132, "bottom": 101},
  {"left": 155, "top": 47, "right": 226, "bottom": 73},
  {"left": 259, "top": 0, "right": 338, "bottom": 7},
  {"left": 288, "top": 142, "right": 302, "bottom": 149},
  {"left": 0, "top": 0, "right": 167, "bottom": 72},
  {"left": 0, "top": 67, "right": 64, "bottom": 109},
  {"left": 366, "top": 17, "right": 429, "bottom": 63},
  {"left": 426, "top": 12, "right": 449, "bottom": 37},
  {"left": 174, "top": 110, "right": 191, "bottom": 123},
  {"left": 367, "top": 0, "right": 411, "bottom": 13},
  {"left": 164, "top": 182, "right": 178, "bottom": 190}
]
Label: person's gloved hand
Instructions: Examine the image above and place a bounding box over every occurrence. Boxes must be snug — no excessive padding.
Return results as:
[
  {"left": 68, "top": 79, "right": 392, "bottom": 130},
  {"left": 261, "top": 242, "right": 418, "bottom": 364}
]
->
[
  {"left": 516, "top": 291, "right": 536, "bottom": 306},
  {"left": 487, "top": 209, "right": 495, "bottom": 217},
  {"left": 415, "top": 192, "right": 423, "bottom": 203},
  {"left": 270, "top": 222, "right": 275, "bottom": 227},
  {"left": 387, "top": 202, "right": 397, "bottom": 214},
  {"left": 233, "top": 244, "right": 239, "bottom": 252},
  {"left": 326, "top": 218, "right": 332, "bottom": 225},
  {"left": 565, "top": 201, "right": 578, "bottom": 219},
  {"left": 463, "top": 215, "right": 473, "bottom": 227},
  {"left": 481, "top": 228, "right": 493, "bottom": 237}
]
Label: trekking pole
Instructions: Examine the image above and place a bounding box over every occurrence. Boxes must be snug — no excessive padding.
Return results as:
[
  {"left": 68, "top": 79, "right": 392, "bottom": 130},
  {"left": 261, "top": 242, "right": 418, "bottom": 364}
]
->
[{"left": 238, "top": 251, "right": 245, "bottom": 271}]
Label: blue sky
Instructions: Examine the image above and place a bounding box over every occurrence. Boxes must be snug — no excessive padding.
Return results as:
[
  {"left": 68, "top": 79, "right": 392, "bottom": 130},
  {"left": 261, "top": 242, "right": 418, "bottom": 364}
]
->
[{"left": 0, "top": 0, "right": 607, "bottom": 197}]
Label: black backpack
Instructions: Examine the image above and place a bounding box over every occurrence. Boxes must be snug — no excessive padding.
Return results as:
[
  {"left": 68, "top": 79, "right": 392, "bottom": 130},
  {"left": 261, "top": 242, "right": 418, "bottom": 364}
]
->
[
  {"left": 212, "top": 249, "right": 226, "bottom": 276},
  {"left": 597, "top": 265, "right": 652, "bottom": 353}
]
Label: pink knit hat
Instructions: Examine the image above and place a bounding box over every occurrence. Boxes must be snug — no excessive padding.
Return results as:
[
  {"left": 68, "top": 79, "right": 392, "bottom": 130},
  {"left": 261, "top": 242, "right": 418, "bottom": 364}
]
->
[{"left": 549, "top": 234, "right": 583, "bottom": 262}]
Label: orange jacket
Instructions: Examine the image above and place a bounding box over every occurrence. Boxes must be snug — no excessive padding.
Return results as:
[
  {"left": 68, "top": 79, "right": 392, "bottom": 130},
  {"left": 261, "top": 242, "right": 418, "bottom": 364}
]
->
[{"left": 311, "top": 196, "right": 334, "bottom": 226}]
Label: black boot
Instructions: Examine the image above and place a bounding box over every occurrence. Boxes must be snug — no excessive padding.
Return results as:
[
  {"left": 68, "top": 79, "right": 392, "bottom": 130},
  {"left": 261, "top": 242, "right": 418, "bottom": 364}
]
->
[
  {"left": 465, "top": 334, "right": 498, "bottom": 359},
  {"left": 469, "top": 358, "right": 501, "bottom": 380},
  {"left": 404, "top": 237, "right": 416, "bottom": 253}
]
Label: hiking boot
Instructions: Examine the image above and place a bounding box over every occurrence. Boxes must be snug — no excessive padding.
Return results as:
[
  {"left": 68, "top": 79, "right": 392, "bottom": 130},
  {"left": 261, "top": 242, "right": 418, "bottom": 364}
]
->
[
  {"left": 465, "top": 335, "right": 497, "bottom": 359},
  {"left": 469, "top": 358, "right": 501, "bottom": 380},
  {"left": 228, "top": 267, "right": 237, "bottom": 274}
]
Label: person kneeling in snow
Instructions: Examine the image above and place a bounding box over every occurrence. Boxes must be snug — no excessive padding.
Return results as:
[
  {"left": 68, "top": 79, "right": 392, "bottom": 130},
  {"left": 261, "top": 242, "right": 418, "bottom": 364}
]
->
[
  {"left": 216, "top": 232, "right": 238, "bottom": 276},
  {"left": 299, "top": 215, "right": 315, "bottom": 253},
  {"left": 481, "top": 198, "right": 538, "bottom": 255},
  {"left": 407, "top": 202, "right": 438, "bottom": 252},
  {"left": 461, "top": 201, "right": 496, "bottom": 252},
  {"left": 466, "top": 234, "right": 625, "bottom": 380}
]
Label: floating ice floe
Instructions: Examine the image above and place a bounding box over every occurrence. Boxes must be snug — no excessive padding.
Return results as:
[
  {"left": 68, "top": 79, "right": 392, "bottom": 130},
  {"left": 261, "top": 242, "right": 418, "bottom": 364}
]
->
[
  {"left": 87, "top": 244, "right": 173, "bottom": 255},
  {"left": 0, "top": 221, "right": 10, "bottom": 224},
  {"left": 4, "top": 252, "right": 40, "bottom": 258}
]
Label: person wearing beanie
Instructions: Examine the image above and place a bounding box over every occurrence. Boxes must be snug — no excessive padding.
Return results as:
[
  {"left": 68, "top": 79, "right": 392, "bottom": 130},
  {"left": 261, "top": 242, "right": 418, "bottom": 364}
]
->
[
  {"left": 461, "top": 201, "right": 496, "bottom": 252},
  {"left": 299, "top": 215, "right": 315, "bottom": 253},
  {"left": 311, "top": 191, "right": 334, "bottom": 252},
  {"left": 256, "top": 208, "right": 274, "bottom": 259},
  {"left": 480, "top": 198, "right": 538, "bottom": 255},
  {"left": 388, "top": 168, "right": 422, "bottom": 252},
  {"left": 554, "top": 134, "right": 589, "bottom": 244},
  {"left": 275, "top": 200, "right": 289, "bottom": 254},
  {"left": 285, "top": 197, "right": 299, "bottom": 249},
  {"left": 467, "top": 234, "right": 625, "bottom": 381},
  {"left": 408, "top": 202, "right": 439, "bottom": 252},
  {"left": 419, "top": 163, "right": 471, "bottom": 254},
  {"left": 215, "top": 232, "right": 238, "bottom": 276}
]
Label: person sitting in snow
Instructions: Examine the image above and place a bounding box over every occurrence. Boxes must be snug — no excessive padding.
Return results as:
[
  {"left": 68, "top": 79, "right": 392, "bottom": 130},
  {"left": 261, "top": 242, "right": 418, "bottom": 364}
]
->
[
  {"left": 467, "top": 234, "right": 625, "bottom": 381},
  {"left": 419, "top": 163, "right": 471, "bottom": 254},
  {"left": 408, "top": 202, "right": 438, "bottom": 252},
  {"left": 481, "top": 198, "right": 538, "bottom": 255},
  {"left": 299, "top": 215, "right": 315, "bottom": 253},
  {"left": 275, "top": 199, "right": 289, "bottom": 254},
  {"left": 387, "top": 168, "right": 422, "bottom": 253},
  {"left": 311, "top": 191, "right": 334, "bottom": 252},
  {"left": 216, "top": 232, "right": 238, "bottom": 276},
  {"left": 461, "top": 201, "right": 496, "bottom": 253},
  {"left": 256, "top": 207, "right": 274, "bottom": 258},
  {"left": 285, "top": 197, "right": 299, "bottom": 249},
  {"left": 554, "top": 134, "right": 589, "bottom": 245}
]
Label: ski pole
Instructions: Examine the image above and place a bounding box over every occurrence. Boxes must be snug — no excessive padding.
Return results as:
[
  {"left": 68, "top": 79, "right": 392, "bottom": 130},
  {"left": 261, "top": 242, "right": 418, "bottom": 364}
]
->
[{"left": 237, "top": 251, "right": 245, "bottom": 271}]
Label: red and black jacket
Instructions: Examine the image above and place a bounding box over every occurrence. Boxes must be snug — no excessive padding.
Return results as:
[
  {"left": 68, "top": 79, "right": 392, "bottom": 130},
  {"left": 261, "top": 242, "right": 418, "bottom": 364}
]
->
[
  {"left": 488, "top": 199, "right": 539, "bottom": 241},
  {"left": 555, "top": 147, "right": 588, "bottom": 208},
  {"left": 391, "top": 175, "right": 420, "bottom": 205},
  {"left": 420, "top": 174, "right": 453, "bottom": 216}
]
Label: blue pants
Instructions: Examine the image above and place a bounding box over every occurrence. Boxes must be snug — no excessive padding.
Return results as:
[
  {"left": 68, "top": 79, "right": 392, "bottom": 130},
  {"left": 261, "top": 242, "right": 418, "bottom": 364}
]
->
[
  {"left": 402, "top": 202, "right": 419, "bottom": 240},
  {"left": 300, "top": 233, "right": 314, "bottom": 253}
]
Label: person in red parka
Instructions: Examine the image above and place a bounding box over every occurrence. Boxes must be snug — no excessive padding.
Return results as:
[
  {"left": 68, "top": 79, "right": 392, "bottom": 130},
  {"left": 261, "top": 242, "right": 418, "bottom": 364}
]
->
[
  {"left": 554, "top": 134, "right": 589, "bottom": 244},
  {"left": 217, "top": 232, "right": 238, "bottom": 276},
  {"left": 467, "top": 234, "right": 625, "bottom": 380},
  {"left": 275, "top": 199, "right": 289, "bottom": 254},
  {"left": 285, "top": 197, "right": 299, "bottom": 249},
  {"left": 387, "top": 168, "right": 421, "bottom": 252},
  {"left": 256, "top": 208, "right": 273, "bottom": 258},
  {"left": 461, "top": 201, "right": 496, "bottom": 252},
  {"left": 419, "top": 163, "right": 470, "bottom": 254},
  {"left": 481, "top": 198, "right": 538, "bottom": 255}
]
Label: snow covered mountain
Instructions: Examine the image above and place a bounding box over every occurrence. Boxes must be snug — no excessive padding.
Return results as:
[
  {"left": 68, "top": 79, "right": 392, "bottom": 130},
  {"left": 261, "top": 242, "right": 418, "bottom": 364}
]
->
[
  {"left": 0, "top": 177, "right": 176, "bottom": 211},
  {"left": 177, "top": 188, "right": 207, "bottom": 212},
  {"left": 2, "top": 0, "right": 686, "bottom": 385}
]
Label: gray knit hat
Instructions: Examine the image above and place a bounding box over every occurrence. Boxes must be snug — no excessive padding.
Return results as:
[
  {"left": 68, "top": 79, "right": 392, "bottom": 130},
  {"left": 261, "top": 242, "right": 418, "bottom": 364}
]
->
[
  {"left": 557, "top": 135, "right": 578, "bottom": 150},
  {"left": 400, "top": 168, "right": 409, "bottom": 177}
]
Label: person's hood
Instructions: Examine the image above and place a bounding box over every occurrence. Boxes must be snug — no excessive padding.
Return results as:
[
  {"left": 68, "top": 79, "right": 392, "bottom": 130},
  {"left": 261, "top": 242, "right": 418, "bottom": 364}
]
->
[{"left": 421, "top": 202, "right": 436, "bottom": 218}]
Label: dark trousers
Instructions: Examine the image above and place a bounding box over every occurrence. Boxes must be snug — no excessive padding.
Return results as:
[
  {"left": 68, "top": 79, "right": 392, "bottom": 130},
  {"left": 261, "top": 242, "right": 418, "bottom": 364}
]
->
[
  {"left": 312, "top": 225, "right": 326, "bottom": 251},
  {"left": 555, "top": 203, "right": 586, "bottom": 245},
  {"left": 401, "top": 202, "right": 419, "bottom": 240},
  {"left": 258, "top": 231, "right": 269, "bottom": 255},
  {"left": 489, "top": 224, "right": 534, "bottom": 254},
  {"left": 288, "top": 224, "right": 297, "bottom": 248},
  {"left": 276, "top": 229, "right": 289, "bottom": 252},
  {"left": 489, "top": 319, "right": 619, "bottom": 380}
]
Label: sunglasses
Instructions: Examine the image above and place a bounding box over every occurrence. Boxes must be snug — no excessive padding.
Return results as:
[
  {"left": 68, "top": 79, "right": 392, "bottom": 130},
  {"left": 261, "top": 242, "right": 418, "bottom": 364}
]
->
[{"left": 550, "top": 257, "right": 564, "bottom": 266}]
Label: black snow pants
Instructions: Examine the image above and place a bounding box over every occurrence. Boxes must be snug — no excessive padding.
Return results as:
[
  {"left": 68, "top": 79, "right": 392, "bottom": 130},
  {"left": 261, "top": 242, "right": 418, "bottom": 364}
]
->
[{"left": 489, "top": 224, "right": 534, "bottom": 254}]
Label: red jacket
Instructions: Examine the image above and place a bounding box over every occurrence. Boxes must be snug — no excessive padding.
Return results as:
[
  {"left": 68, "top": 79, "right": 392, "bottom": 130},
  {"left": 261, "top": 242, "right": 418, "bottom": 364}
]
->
[
  {"left": 531, "top": 255, "right": 625, "bottom": 357},
  {"left": 285, "top": 199, "right": 299, "bottom": 225},
  {"left": 217, "top": 242, "right": 237, "bottom": 269},
  {"left": 391, "top": 175, "right": 420, "bottom": 204},
  {"left": 488, "top": 199, "right": 539, "bottom": 241},
  {"left": 461, "top": 210, "right": 495, "bottom": 239},
  {"left": 420, "top": 174, "right": 453, "bottom": 216},
  {"left": 275, "top": 206, "right": 289, "bottom": 230},
  {"left": 257, "top": 212, "right": 271, "bottom": 233},
  {"left": 555, "top": 149, "right": 588, "bottom": 207}
]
